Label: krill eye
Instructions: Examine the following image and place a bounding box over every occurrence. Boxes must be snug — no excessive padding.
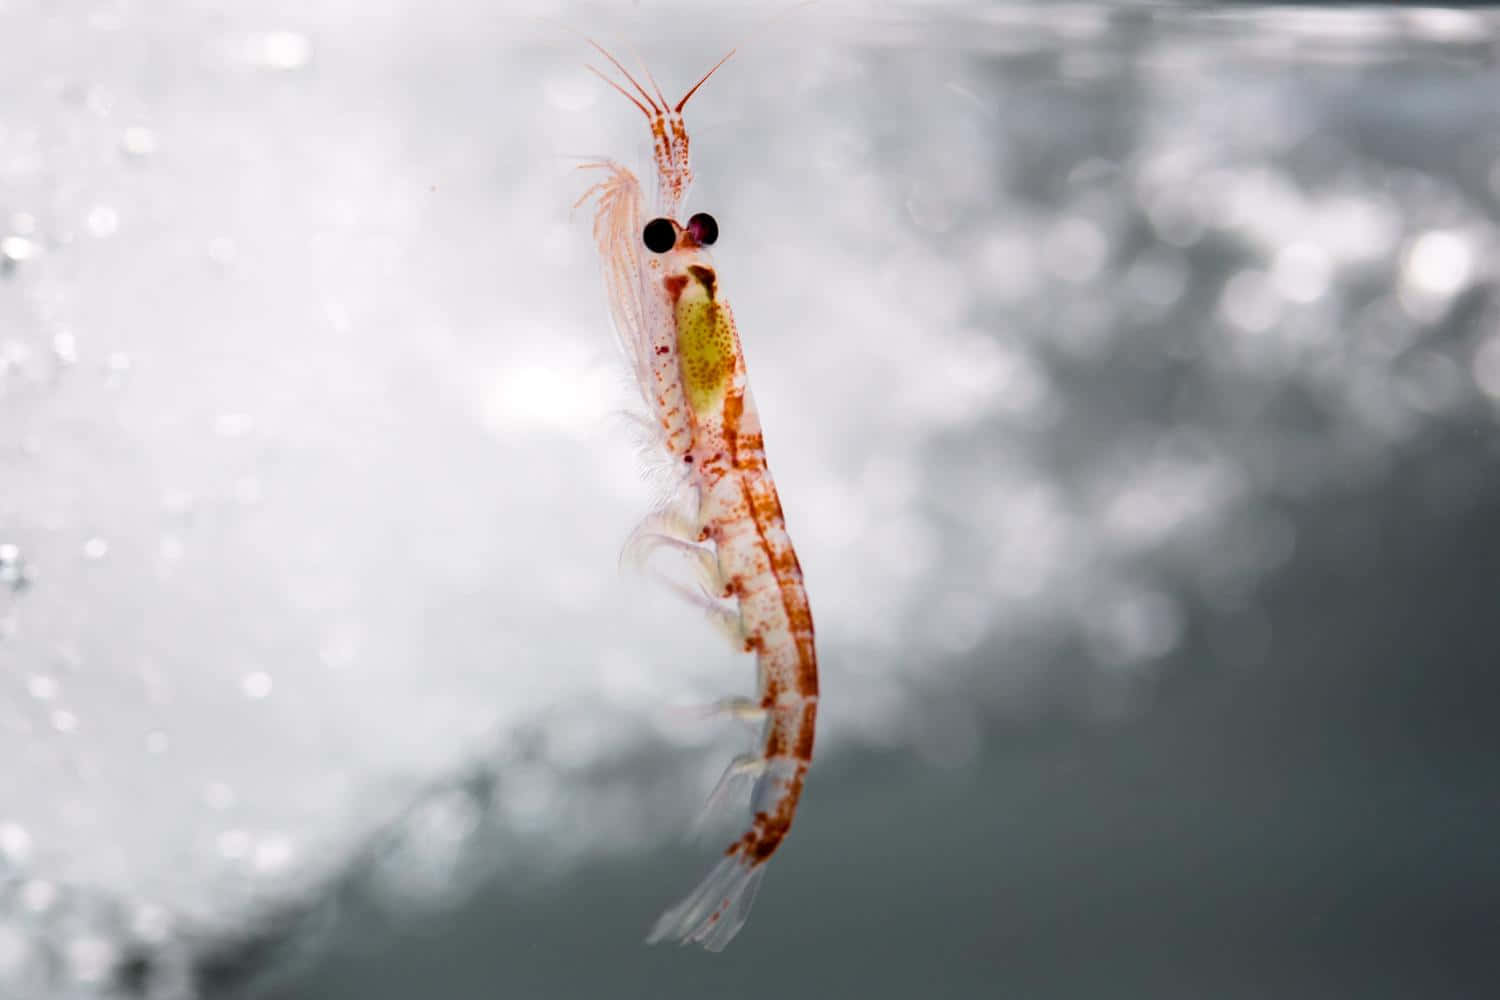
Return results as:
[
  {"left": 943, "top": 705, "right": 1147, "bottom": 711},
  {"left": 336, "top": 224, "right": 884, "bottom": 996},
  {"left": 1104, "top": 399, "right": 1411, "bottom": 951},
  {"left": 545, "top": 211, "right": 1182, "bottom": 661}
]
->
[
  {"left": 687, "top": 212, "right": 718, "bottom": 246},
  {"left": 642, "top": 218, "right": 677, "bottom": 254}
]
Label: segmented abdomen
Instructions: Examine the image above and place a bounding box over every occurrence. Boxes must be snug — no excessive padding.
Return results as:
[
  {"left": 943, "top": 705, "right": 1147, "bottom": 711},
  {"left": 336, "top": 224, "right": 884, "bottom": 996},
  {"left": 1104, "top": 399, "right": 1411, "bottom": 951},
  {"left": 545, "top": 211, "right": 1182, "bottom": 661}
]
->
[{"left": 701, "top": 381, "right": 818, "bottom": 865}]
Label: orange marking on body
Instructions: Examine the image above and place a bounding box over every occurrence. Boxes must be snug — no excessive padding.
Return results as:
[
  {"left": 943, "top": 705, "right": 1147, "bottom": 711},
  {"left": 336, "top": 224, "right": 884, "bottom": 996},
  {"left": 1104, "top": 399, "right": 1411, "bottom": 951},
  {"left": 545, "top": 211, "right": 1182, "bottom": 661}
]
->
[
  {"left": 796, "top": 642, "right": 818, "bottom": 695},
  {"left": 734, "top": 764, "right": 806, "bottom": 863},
  {"left": 722, "top": 389, "right": 745, "bottom": 466},
  {"left": 795, "top": 702, "right": 817, "bottom": 760},
  {"left": 763, "top": 724, "right": 788, "bottom": 758}
]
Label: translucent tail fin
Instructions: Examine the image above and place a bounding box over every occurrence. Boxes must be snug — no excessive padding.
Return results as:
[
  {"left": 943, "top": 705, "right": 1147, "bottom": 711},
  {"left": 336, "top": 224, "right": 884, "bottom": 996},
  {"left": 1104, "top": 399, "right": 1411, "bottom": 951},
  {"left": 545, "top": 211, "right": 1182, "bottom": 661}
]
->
[{"left": 645, "top": 854, "right": 767, "bottom": 952}]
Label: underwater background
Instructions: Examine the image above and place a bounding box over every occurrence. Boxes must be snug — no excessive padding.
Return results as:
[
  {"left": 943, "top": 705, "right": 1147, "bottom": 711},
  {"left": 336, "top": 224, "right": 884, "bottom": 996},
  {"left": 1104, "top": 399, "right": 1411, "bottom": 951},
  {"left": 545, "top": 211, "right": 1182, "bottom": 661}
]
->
[{"left": 1, "top": 2, "right": 1498, "bottom": 997}]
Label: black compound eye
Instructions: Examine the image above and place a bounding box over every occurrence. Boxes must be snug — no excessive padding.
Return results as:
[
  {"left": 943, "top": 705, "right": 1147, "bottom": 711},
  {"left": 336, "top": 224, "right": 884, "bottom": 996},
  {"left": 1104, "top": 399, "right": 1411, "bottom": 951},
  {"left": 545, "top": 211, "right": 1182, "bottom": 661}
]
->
[
  {"left": 687, "top": 212, "right": 718, "bottom": 246},
  {"left": 642, "top": 217, "right": 677, "bottom": 254}
]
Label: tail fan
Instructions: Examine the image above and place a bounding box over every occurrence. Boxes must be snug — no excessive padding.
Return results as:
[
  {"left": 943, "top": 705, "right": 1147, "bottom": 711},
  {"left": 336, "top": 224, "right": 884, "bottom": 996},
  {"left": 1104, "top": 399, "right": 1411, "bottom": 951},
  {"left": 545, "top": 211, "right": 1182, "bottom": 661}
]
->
[
  {"left": 650, "top": 757, "right": 799, "bottom": 950},
  {"left": 646, "top": 854, "right": 767, "bottom": 952}
]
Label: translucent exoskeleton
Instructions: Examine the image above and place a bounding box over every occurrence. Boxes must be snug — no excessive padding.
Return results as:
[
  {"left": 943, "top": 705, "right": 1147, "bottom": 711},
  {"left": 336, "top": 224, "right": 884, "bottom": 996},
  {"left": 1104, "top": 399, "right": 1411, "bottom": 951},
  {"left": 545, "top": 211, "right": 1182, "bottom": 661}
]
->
[{"left": 575, "top": 42, "right": 819, "bottom": 952}]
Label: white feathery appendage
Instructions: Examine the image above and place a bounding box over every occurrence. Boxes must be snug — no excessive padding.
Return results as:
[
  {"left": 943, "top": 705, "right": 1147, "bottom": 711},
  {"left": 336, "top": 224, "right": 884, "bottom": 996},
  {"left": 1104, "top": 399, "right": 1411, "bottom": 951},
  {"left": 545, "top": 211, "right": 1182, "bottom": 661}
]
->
[
  {"left": 646, "top": 854, "right": 768, "bottom": 952},
  {"left": 577, "top": 161, "right": 653, "bottom": 403}
]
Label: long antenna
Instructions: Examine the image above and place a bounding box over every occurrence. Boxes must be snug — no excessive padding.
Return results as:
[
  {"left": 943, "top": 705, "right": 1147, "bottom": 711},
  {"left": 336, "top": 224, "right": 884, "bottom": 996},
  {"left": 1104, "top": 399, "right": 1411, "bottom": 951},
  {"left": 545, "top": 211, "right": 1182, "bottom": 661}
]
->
[
  {"left": 586, "top": 38, "right": 662, "bottom": 114},
  {"left": 627, "top": 41, "right": 674, "bottom": 113},
  {"left": 585, "top": 64, "right": 651, "bottom": 117},
  {"left": 675, "top": 48, "right": 737, "bottom": 112},
  {"left": 674, "top": 0, "right": 818, "bottom": 113}
]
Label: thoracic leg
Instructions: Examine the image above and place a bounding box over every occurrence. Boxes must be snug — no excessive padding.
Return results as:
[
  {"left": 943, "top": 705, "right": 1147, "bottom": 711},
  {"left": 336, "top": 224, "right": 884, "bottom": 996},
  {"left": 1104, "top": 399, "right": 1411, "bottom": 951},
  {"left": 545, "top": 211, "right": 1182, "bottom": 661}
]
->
[
  {"left": 621, "top": 504, "right": 701, "bottom": 561},
  {"left": 623, "top": 507, "right": 741, "bottom": 648},
  {"left": 645, "top": 570, "right": 745, "bottom": 648},
  {"left": 625, "top": 531, "right": 721, "bottom": 589},
  {"left": 693, "top": 752, "right": 766, "bottom": 838},
  {"left": 706, "top": 696, "right": 767, "bottom": 723}
]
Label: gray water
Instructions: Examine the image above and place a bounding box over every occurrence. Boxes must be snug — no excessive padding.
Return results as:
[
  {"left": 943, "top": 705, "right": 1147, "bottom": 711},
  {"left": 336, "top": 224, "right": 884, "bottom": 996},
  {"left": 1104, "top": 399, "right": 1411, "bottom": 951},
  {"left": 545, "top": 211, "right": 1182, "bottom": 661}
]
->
[{"left": 2, "top": 2, "right": 1499, "bottom": 998}]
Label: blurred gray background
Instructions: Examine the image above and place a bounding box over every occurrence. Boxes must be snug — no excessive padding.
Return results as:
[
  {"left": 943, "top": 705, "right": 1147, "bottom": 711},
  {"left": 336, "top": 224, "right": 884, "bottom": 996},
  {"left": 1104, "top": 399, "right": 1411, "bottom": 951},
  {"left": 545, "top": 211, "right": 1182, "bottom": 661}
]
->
[{"left": 2, "top": 2, "right": 1499, "bottom": 998}]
